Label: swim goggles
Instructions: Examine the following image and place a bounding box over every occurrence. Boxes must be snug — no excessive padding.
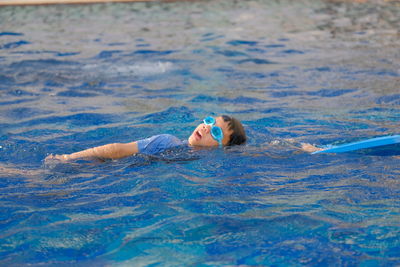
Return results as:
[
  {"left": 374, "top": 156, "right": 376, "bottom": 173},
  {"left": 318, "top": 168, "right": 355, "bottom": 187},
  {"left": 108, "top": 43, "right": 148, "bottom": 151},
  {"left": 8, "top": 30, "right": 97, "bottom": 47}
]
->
[{"left": 203, "top": 116, "right": 224, "bottom": 147}]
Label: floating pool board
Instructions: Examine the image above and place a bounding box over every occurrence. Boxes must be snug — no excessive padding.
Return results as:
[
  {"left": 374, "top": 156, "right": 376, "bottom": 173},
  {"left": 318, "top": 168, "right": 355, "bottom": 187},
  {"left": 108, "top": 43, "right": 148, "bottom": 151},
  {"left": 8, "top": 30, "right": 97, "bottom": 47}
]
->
[{"left": 312, "top": 135, "right": 400, "bottom": 154}]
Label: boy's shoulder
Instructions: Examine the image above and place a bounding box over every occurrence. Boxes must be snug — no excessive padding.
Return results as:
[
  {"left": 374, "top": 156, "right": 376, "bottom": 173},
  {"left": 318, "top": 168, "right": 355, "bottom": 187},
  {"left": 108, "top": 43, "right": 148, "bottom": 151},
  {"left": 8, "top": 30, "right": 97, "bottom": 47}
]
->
[
  {"left": 137, "top": 134, "right": 185, "bottom": 155},
  {"left": 149, "top": 134, "right": 180, "bottom": 142}
]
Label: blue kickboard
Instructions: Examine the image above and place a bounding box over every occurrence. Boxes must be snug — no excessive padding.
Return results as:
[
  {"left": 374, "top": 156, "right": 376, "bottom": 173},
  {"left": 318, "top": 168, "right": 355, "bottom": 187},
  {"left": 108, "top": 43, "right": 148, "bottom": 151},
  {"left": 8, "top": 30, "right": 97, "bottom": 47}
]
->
[{"left": 312, "top": 135, "right": 400, "bottom": 154}]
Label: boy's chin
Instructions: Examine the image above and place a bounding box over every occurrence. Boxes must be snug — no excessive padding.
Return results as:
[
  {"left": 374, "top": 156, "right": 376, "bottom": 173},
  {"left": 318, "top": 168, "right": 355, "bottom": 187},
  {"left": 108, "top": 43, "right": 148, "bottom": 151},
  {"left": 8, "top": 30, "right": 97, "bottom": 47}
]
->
[
  {"left": 188, "top": 136, "right": 217, "bottom": 147},
  {"left": 188, "top": 138, "right": 203, "bottom": 147},
  {"left": 188, "top": 136, "right": 196, "bottom": 146},
  {"left": 188, "top": 134, "right": 202, "bottom": 146}
]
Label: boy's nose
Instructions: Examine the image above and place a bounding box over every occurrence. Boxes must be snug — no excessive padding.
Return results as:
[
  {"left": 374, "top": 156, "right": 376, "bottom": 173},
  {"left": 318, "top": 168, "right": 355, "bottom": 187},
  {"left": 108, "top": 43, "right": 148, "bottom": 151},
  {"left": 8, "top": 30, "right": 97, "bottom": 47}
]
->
[{"left": 202, "top": 124, "right": 210, "bottom": 133}]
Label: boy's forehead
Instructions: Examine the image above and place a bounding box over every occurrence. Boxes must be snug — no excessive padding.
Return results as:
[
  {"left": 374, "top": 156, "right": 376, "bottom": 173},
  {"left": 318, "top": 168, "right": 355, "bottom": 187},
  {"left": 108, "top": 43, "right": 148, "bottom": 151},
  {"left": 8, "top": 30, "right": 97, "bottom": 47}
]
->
[
  {"left": 216, "top": 116, "right": 232, "bottom": 133},
  {"left": 215, "top": 116, "right": 233, "bottom": 145}
]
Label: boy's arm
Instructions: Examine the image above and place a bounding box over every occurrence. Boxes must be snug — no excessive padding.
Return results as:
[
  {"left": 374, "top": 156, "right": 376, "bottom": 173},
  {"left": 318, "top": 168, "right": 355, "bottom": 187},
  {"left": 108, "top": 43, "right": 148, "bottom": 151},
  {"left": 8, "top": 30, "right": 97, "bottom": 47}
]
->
[{"left": 47, "top": 141, "right": 138, "bottom": 161}]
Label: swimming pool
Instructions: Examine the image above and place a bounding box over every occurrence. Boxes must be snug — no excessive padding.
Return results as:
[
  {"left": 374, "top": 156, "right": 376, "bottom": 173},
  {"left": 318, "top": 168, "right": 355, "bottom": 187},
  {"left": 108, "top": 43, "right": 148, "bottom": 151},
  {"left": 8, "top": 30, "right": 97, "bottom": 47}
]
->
[{"left": 1, "top": 0, "right": 400, "bottom": 265}]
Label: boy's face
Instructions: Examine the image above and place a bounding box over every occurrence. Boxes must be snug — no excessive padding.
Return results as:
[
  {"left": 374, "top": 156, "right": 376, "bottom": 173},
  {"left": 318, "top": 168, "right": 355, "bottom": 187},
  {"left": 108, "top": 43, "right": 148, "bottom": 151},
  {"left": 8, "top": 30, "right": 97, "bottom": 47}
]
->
[{"left": 188, "top": 116, "right": 233, "bottom": 147}]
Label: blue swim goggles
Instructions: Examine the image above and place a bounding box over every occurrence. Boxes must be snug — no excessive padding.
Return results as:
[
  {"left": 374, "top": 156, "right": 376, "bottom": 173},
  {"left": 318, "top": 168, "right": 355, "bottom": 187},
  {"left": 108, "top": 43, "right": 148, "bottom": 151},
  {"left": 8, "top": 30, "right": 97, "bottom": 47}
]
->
[{"left": 203, "top": 116, "right": 224, "bottom": 147}]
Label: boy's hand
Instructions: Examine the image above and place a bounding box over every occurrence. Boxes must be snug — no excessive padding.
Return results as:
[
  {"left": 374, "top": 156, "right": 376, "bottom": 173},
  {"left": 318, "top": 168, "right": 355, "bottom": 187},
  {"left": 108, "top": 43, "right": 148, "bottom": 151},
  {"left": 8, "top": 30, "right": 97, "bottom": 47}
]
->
[
  {"left": 301, "top": 143, "right": 324, "bottom": 153},
  {"left": 45, "top": 154, "right": 70, "bottom": 163}
]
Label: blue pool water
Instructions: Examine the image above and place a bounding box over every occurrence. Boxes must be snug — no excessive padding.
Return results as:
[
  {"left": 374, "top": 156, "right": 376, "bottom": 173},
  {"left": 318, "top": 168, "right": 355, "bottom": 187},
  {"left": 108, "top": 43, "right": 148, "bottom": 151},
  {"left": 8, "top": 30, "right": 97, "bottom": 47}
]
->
[{"left": 1, "top": 0, "right": 400, "bottom": 265}]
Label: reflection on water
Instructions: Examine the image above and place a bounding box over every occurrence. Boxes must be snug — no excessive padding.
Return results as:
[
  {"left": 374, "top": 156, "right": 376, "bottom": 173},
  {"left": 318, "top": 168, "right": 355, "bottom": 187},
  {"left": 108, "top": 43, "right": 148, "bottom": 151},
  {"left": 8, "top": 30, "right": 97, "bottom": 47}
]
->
[{"left": 0, "top": 0, "right": 399, "bottom": 265}]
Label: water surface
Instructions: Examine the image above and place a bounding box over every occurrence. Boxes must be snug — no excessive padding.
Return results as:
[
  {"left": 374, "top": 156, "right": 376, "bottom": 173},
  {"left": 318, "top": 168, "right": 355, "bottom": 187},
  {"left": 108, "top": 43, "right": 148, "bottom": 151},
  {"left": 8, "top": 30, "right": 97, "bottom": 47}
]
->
[{"left": 0, "top": 0, "right": 400, "bottom": 265}]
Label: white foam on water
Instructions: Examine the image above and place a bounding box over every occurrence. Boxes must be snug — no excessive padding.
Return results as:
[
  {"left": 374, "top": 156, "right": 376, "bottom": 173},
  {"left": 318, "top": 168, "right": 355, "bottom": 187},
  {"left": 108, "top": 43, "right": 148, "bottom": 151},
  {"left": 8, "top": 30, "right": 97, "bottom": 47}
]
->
[{"left": 83, "top": 61, "right": 174, "bottom": 77}]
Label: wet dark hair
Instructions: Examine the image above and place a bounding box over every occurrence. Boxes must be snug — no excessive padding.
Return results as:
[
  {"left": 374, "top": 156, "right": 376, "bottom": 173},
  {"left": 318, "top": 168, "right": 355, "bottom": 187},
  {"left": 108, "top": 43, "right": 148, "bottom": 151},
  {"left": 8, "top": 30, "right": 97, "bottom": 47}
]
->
[{"left": 221, "top": 115, "right": 247, "bottom": 146}]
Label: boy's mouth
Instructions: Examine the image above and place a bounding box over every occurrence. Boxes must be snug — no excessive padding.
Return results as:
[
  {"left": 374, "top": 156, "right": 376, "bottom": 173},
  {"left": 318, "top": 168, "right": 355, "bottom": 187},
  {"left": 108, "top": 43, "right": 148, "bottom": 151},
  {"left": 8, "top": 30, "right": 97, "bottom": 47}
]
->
[{"left": 195, "top": 130, "right": 202, "bottom": 140}]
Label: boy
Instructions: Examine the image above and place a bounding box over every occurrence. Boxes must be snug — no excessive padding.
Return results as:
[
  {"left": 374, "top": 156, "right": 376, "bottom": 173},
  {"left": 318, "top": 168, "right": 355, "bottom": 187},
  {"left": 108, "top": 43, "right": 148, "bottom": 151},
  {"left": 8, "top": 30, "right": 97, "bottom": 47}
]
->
[{"left": 45, "top": 115, "right": 247, "bottom": 162}]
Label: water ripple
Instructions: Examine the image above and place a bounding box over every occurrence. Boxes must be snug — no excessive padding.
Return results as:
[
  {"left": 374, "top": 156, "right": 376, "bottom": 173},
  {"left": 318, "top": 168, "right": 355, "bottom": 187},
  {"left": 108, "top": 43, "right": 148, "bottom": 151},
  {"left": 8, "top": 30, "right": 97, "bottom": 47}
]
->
[{"left": 0, "top": 0, "right": 400, "bottom": 265}]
